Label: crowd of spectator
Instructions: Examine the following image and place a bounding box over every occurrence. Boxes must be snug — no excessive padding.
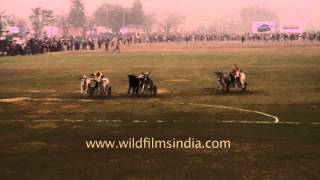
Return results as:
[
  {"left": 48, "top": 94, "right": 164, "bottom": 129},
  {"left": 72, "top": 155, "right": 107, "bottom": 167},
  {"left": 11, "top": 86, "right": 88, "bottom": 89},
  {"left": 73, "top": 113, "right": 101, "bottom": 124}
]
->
[
  {"left": 1, "top": 31, "right": 320, "bottom": 56},
  {"left": 140, "top": 32, "right": 320, "bottom": 43},
  {"left": 0, "top": 37, "right": 120, "bottom": 56}
]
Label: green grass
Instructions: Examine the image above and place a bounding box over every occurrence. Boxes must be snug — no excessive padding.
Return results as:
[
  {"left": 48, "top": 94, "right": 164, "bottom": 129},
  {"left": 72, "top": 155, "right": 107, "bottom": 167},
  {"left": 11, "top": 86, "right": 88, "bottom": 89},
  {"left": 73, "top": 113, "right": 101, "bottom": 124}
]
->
[{"left": 0, "top": 42, "right": 320, "bottom": 179}]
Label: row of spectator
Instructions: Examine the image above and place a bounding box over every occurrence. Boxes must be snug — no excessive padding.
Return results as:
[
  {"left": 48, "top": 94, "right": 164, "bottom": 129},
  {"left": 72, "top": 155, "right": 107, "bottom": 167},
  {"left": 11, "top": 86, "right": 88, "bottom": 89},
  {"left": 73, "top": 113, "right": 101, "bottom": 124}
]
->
[{"left": 1, "top": 32, "right": 320, "bottom": 56}]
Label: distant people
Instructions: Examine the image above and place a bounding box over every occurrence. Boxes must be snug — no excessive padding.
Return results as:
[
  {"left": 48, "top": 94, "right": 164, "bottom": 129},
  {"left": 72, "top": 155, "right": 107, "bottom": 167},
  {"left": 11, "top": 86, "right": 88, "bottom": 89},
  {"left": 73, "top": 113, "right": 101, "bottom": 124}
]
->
[
  {"left": 74, "top": 39, "right": 80, "bottom": 50},
  {"left": 94, "top": 71, "right": 103, "bottom": 80},
  {"left": 241, "top": 36, "right": 245, "bottom": 43},
  {"left": 82, "top": 40, "right": 87, "bottom": 50},
  {"left": 229, "top": 64, "right": 241, "bottom": 85},
  {"left": 88, "top": 39, "right": 95, "bottom": 50},
  {"left": 113, "top": 39, "right": 121, "bottom": 53},
  {"left": 66, "top": 40, "right": 71, "bottom": 50},
  {"left": 1, "top": 31, "right": 319, "bottom": 57},
  {"left": 91, "top": 71, "right": 104, "bottom": 90},
  {"left": 105, "top": 38, "right": 110, "bottom": 51},
  {"left": 110, "top": 40, "right": 114, "bottom": 48},
  {"left": 98, "top": 38, "right": 102, "bottom": 49}
]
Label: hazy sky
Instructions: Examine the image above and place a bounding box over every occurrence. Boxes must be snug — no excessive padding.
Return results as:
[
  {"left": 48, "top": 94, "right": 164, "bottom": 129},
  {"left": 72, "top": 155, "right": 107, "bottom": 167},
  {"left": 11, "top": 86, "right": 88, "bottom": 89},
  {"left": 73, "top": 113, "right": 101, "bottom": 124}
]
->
[{"left": 1, "top": 0, "right": 320, "bottom": 29}]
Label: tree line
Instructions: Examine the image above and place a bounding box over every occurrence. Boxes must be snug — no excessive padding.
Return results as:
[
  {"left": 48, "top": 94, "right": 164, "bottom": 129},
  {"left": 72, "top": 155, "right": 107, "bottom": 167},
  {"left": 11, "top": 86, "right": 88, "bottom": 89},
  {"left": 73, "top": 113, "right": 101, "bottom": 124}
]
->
[
  {"left": 1, "top": 1, "right": 281, "bottom": 38},
  {"left": 28, "top": 0, "right": 151, "bottom": 38}
]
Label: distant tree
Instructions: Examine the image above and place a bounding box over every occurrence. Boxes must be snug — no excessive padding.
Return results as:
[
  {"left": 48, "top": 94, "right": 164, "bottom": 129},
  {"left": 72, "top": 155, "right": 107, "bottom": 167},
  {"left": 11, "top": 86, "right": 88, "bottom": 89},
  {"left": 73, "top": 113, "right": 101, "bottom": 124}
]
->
[
  {"left": 207, "top": 24, "right": 218, "bottom": 33},
  {"left": 29, "top": 7, "right": 54, "bottom": 38},
  {"left": 144, "top": 14, "right": 154, "bottom": 26},
  {"left": 94, "top": 1, "right": 153, "bottom": 33},
  {"left": 163, "top": 15, "right": 182, "bottom": 34},
  {"left": 55, "top": 15, "right": 69, "bottom": 37},
  {"left": 68, "top": 0, "right": 86, "bottom": 27},
  {"left": 17, "top": 19, "right": 27, "bottom": 34},
  {"left": 0, "top": 10, "right": 7, "bottom": 36},
  {"left": 128, "top": 0, "right": 145, "bottom": 25},
  {"left": 5, "top": 15, "right": 15, "bottom": 27},
  {"left": 86, "top": 16, "right": 96, "bottom": 28},
  {"left": 0, "top": 11, "right": 18, "bottom": 35},
  {"left": 142, "top": 13, "right": 155, "bottom": 33},
  {"left": 94, "top": 4, "right": 129, "bottom": 32}
]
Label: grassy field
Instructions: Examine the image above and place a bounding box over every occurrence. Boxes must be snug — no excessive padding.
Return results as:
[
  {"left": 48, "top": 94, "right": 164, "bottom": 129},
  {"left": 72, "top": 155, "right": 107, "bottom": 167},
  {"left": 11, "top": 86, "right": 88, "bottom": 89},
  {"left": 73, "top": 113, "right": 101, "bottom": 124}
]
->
[{"left": 0, "top": 41, "right": 320, "bottom": 179}]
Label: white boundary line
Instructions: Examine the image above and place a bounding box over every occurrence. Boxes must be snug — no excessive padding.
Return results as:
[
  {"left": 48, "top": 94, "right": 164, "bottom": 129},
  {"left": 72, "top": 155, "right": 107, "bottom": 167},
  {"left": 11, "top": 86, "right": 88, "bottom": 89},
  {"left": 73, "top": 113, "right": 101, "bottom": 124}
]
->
[
  {"left": 0, "top": 97, "right": 319, "bottom": 125},
  {"left": 157, "top": 101, "right": 279, "bottom": 123},
  {"left": 0, "top": 119, "right": 318, "bottom": 125},
  {"left": 185, "top": 102, "right": 280, "bottom": 123}
]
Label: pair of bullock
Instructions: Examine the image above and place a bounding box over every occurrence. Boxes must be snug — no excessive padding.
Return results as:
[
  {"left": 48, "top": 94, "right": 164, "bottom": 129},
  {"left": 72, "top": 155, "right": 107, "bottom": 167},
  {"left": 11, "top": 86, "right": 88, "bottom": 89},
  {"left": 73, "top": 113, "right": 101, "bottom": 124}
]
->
[
  {"left": 127, "top": 72, "right": 157, "bottom": 96},
  {"left": 80, "top": 72, "right": 157, "bottom": 97},
  {"left": 215, "top": 71, "right": 247, "bottom": 93},
  {"left": 80, "top": 74, "right": 111, "bottom": 97}
]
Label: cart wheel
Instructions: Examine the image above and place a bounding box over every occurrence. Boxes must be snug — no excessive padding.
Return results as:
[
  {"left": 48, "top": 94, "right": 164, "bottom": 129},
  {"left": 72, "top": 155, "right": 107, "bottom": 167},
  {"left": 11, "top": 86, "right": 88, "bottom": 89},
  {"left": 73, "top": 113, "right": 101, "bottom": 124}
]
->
[
  {"left": 108, "top": 86, "right": 112, "bottom": 96},
  {"left": 89, "top": 87, "right": 94, "bottom": 97},
  {"left": 153, "top": 85, "right": 157, "bottom": 95},
  {"left": 242, "top": 82, "right": 247, "bottom": 92}
]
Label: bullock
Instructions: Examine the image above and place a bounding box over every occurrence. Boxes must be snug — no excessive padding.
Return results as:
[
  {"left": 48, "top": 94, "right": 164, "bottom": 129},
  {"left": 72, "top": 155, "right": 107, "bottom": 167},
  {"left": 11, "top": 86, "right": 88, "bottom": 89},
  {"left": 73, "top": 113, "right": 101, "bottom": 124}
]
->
[
  {"left": 80, "top": 75, "right": 91, "bottom": 96},
  {"left": 215, "top": 71, "right": 247, "bottom": 93},
  {"left": 128, "top": 73, "right": 157, "bottom": 96},
  {"left": 140, "top": 73, "right": 157, "bottom": 96},
  {"left": 127, "top": 75, "right": 140, "bottom": 96},
  {"left": 215, "top": 71, "right": 231, "bottom": 93},
  {"left": 80, "top": 75, "right": 111, "bottom": 97},
  {"left": 101, "top": 77, "right": 112, "bottom": 96}
]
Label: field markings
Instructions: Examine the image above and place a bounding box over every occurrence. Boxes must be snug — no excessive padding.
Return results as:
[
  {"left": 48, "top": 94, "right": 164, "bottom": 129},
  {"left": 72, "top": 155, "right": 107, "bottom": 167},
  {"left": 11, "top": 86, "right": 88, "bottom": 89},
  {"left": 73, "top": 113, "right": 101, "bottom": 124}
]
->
[
  {"left": 155, "top": 101, "right": 280, "bottom": 123},
  {"left": 185, "top": 102, "right": 280, "bottom": 123},
  {"left": 1, "top": 97, "right": 319, "bottom": 125},
  {"left": 0, "top": 97, "right": 31, "bottom": 103},
  {"left": 0, "top": 119, "right": 318, "bottom": 125}
]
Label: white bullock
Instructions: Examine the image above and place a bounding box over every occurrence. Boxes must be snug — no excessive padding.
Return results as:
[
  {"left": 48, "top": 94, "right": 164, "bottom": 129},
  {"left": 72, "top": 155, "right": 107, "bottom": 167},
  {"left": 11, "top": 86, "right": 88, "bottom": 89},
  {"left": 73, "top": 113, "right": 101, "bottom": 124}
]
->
[
  {"left": 101, "top": 77, "right": 111, "bottom": 96},
  {"left": 80, "top": 75, "right": 91, "bottom": 96},
  {"left": 239, "top": 72, "right": 246, "bottom": 89},
  {"left": 80, "top": 75, "right": 111, "bottom": 96}
]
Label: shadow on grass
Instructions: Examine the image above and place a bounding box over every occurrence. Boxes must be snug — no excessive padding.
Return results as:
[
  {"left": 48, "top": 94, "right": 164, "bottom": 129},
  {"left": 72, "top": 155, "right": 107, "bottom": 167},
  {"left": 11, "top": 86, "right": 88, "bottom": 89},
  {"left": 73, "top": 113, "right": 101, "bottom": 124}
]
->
[
  {"left": 202, "top": 87, "right": 267, "bottom": 96},
  {"left": 58, "top": 92, "right": 173, "bottom": 101}
]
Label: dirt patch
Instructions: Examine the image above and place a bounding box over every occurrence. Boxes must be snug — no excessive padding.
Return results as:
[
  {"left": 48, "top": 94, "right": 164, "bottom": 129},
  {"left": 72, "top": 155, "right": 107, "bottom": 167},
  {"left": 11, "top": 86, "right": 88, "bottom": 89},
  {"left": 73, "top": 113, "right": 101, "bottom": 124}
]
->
[
  {"left": 14, "top": 142, "right": 48, "bottom": 151},
  {"left": 29, "top": 90, "right": 57, "bottom": 93},
  {"left": 164, "top": 79, "right": 191, "bottom": 82},
  {"left": 79, "top": 99, "right": 99, "bottom": 102},
  {"left": 40, "top": 98, "right": 61, "bottom": 101},
  {"left": 14, "top": 101, "right": 29, "bottom": 106},
  {"left": 0, "top": 97, "right": 31, "bottom": 103},
  {"left": 13, "top": 141, "right": 62, "bottom": 152},
  {"left": 30, "top": 109, "right": 52, "bottom": 114},
  {"left": 29, "top": 90, "right": 41, "bottom": 93},
  {"left": 148, "top": 98, "right": 161, "bottom": 101},
  {"left": 25, "top": 122, "right": 58, "bottom": 130},
  {"left": 42, "top": 101, "right": 56, "bottom": 105},
  {"left": 81, "top": 109, "right": 94, "bottom": 113},
  {"left": 63, "top": 105, "right": 81, "bottom": 109},
  {"left": 157, "top": 88, "right": 171, "bottom": 94}
]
